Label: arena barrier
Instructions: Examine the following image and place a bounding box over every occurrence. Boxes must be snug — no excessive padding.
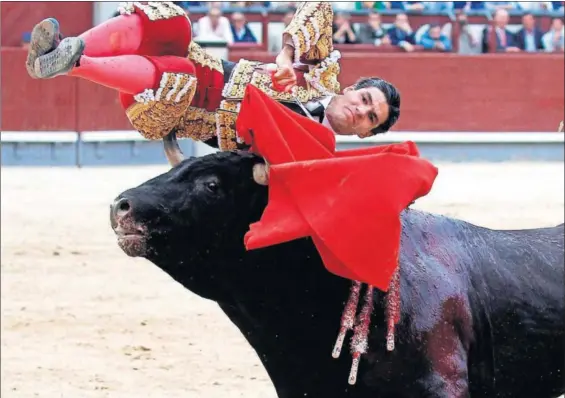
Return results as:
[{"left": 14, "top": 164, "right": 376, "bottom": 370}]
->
[
  {"left": 2, "top": 130, "right": 563, "bottom": 166},
  {"left": 2, "top": 47, "right": 563, "bottom": 133}
]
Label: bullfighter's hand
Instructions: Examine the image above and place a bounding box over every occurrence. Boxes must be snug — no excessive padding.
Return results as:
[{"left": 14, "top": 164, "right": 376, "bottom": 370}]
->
[
  {"left": 273, "top": 44, "right": 297, "bottom": 93},
  {"left": 272, "top": 65, "right": 297, "bottom": 93}
]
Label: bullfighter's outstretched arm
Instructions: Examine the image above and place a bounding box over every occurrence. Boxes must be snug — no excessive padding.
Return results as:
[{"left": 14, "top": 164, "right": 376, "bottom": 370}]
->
[
  {"left": 282, "top": 1, "right": 335, "bottom": 64},
  {"left": 272, "top": 1, "right": 341, "bottom": 97}
]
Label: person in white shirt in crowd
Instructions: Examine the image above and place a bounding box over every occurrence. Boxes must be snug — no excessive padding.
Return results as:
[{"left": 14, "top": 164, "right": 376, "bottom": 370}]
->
[
  {"left": 542, "top": 17, "right": 565, "bottom": 52},
  {"left": 195, "top": 6, "right": 234, "bottom": 44},
  {"left": 517, "top": 1, "right": 554, "bottom": 11},
  {"left": 268, "top": 7, "right": 295, "bottom": 53},
  {"left": 485, "top": 2, "right": 520, "bottom": 11}
]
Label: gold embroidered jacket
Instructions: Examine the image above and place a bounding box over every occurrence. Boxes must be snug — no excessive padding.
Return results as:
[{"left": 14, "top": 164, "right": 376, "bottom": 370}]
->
[{"left": 127, "top": 1, "right": 341, "bottom": 151}]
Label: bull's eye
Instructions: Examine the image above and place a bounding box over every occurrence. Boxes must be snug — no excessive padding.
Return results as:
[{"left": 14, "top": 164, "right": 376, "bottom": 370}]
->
[{"left": 206, "top": 181, "right": 219, "bottom": 192}]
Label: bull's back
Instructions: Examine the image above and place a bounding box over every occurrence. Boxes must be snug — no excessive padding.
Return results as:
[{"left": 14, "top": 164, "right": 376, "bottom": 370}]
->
[
  {"left": 401, "top": 211, "right": 564, "bottom": 397},
  {"left": 467, "top": 223, "right": 564, "bottom": 397}
]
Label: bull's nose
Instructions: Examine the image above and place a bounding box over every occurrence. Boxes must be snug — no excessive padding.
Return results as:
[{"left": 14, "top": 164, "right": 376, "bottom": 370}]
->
[{"left": 110, "top": 197, "right": 132, "bottom": 227}]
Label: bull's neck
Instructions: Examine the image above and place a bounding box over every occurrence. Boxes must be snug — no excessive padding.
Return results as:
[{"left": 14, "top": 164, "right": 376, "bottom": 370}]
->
[{"left": 215, "top": 240, "right": 390, "bottom": 397}]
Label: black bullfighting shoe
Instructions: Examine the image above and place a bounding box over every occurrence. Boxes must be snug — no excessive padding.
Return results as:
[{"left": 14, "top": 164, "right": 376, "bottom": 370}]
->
[
  {"left": 34, "top": 37, "right": 85, "bottom": 79},
  {"left": 26, "top": 18, "right": 62, "bottom": 79}
]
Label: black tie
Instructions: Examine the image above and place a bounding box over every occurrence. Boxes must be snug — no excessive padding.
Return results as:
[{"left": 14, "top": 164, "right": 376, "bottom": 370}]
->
[{"left": 306, "top": 101, "right": 325, "bottom": 123}]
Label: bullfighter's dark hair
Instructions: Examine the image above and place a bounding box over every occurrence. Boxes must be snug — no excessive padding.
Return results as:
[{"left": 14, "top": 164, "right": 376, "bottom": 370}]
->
[{"left": 353, "top": 77, "right": 401, "bottom": 136}]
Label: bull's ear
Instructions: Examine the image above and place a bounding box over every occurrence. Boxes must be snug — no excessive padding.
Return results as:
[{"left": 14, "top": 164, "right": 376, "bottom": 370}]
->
[{"left": 252, "top": 163, "right": 269, "bottom": 186}]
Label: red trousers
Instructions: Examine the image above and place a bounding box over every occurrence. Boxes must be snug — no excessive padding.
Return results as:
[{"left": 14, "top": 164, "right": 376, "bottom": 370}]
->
[{"left": 69, "top": 3, "right": 216, "bottom": 112}]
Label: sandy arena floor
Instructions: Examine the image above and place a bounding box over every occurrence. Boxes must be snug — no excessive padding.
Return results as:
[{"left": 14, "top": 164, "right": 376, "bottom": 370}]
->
[{"left": 1, "top": 162, "right": 564, "bottom": 398}]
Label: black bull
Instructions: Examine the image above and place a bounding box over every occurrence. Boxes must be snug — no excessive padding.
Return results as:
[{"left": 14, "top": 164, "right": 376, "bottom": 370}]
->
[{"left": 109, "top": 151, "right": 564, "bottom": 398}]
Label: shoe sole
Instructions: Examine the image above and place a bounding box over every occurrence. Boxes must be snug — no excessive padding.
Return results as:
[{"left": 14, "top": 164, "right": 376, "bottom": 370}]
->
[
  {"left": 34, "top": 37, "right": 85, "bottom": 79},
  {"left": 26, "top": 18, "right": 60, "bottom": 79}
]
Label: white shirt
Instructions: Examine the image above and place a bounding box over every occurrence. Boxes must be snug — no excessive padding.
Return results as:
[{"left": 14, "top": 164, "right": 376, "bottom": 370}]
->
[
  {"left": 517, "top": 1, "right": 553, "bottom": 11},
  {"left": 195, "top": 15, "right": 234, "bottom": 45},
  {"left": 301, "top": 96, "right": 335, "bottom": 132},
  {"left": 318, "top": 95, "right": 335, "bottom": 132},
  {"left": 542, "top": 28, "right": 565, "bottom": 52}
]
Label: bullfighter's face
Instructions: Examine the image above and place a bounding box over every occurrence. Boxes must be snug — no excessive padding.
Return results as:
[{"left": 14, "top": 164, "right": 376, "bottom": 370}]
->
[{"left": 325, "top": 86, "right": 390, "bottom": 138}]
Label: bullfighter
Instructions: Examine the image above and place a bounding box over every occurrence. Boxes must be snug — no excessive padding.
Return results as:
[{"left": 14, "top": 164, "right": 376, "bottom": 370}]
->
[{"left": 26, "top": 1, "right": 400, "bottom": 151}]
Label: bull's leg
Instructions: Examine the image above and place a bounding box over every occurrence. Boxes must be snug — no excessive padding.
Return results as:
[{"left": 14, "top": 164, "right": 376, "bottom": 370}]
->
[
  {"left": 28, "top": 2, "right": 190, "bottom": 79},
  {"left": 416, "top": 317, "right": 470, "bottom": 397}
]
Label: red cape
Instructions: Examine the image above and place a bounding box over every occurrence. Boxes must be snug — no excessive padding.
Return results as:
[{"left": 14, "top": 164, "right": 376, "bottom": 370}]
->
[{"left": 236, "top": 85, "right": 438, "bottom": 291}]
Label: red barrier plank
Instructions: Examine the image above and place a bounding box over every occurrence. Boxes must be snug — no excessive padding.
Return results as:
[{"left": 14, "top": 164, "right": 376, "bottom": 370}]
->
[
  {"left": 76, "top": 80, "right": 132, "bottom": 132},
  {"left": 2, "top": 47, "right": 563, "bottom": 133},
  {"left": 1, "top": 48, "right": 77, "bottom": 131},
  {"left": 1, "top": 1, "right": 93, "bottom": 47}
]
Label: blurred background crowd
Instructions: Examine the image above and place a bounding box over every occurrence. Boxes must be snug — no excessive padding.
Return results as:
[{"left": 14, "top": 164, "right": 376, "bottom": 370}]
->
[
  {"left": 159, "top": 1, "right": 565, "bottom": 54},
  {"left": 16, "top": 1, "right": 564, "bottom": 55}
]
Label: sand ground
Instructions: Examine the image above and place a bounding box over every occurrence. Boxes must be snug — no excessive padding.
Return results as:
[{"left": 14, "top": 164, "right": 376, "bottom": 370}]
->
[{"left": 1, "top": 162, "right": 563, "bottom": 398}]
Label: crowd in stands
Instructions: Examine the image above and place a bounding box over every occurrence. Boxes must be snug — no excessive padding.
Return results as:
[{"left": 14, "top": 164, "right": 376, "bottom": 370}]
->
[
  {"left": 170, "top": 1, "right": 563, "bottom": 54},
  {"left": 174, "top": 1, "right": 565, "bottom": 12}
]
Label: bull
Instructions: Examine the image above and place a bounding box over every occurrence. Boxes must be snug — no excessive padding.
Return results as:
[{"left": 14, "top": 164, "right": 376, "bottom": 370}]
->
[{"left": 110, "top": 149, "right": 564, "bottom": 398}]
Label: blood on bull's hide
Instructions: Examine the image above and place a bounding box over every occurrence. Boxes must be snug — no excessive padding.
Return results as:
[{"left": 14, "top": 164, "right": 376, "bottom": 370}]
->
[{"left": 110, "top": 151, "right": 565, "bottom": 398}]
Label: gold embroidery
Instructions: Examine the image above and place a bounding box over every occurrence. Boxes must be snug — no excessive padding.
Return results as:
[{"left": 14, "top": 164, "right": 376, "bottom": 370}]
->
[
  {"left": 249, "top": 71, "right": 316, "bottom": 103},
  {"left": 221, "top": 59, "right": 259, "bottom": 100},
  {"left": 126, "top": 72, "right": 197, "bottom": 140},
  {"left": 283, "top": 1, "right": 334, "bottom": 63},
  {"left": 216, "top": 100, "right": 241, "bottom": 151},
  {"left": 187, "top": 42, "right": 224, "bottom": 74},
  {"left": 223, "top": 59, "right": 325, "bottom": 104},
  {"left": 304, "top": 50, "right": 341, "bottom": 96},
  {"left": 131, "top": 1, "right": 187, "bottom": 21},
  {"left": 177, "top": 107, "right": 217, "bottom": 141}
]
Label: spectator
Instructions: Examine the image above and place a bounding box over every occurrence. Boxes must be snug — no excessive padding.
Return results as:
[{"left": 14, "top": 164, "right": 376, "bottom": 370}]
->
[
  {"left": 419, "top": 24, "right": 452, "bottom": 51},
  {"left": 425, "top": 1, "right": 454, "bottom": 12},
  {"left": 333, "top": 2, "right": 356, "bottom": 10},
  {"left": 481, "top": 8, "right": 520, "bottom": 52},
  {"left": 269, "top": 8, "right": 295, "bottom": 53},
  {"left": 450, "top": 2, "right": 488, "bottom": 10},
  {"left": 355, "top": 1, "right": 391, "bottom": 10},
  {"left": 195, "top": 6, "right": 234, "bottom": 44},
  {"left": 358, "top": 10, "right": 390, "bottom": 45},
  {"left": 332, "top": 12, "right": 358, "bottom": 44},
  {"left": 515, "top": 13, "right": 544, "bottom": 52},
  {"left": 388, "top": 13, "right": 416, "bottom": 51},
  {"left": 456, "top": 11, "right": 481, "bottom": 54},
  {"left": 230, "top": 12, "right": 257, "bottom": 43},
  {"left": 517, "top": 1, "right": 554, "bottom": 11},
  {"left": 485, "top": 1, "right": 520, "bottom": 11},
  {"left": 461, "top": 2, "right": 487, "bottom": 10},
  {"left": 232, "top": 1, "right": 270, "bottom": 7},
  {"left": 208, "top": 2, "right": 227, "bottom": 9},
  {"left": 403, "top": 1, "right": 426, "bottom": 11},
  {"left": 453, "top": 2, "right": 470, "bottom": 10},
  {"left": 271, "top": 1, "right": 296, "bottom": 8},
  {"left": 174, "top": 1, "right": 203, "bottom": 8},
  {"left": 542, "top": 17, "right": 565, "bottom": 52},
  {"left": 389, "top": 1, "right": 406, "bottom": 9}
]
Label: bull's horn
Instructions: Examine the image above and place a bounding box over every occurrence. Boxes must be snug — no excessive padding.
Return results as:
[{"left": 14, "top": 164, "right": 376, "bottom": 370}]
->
[
  {"left": 252, "top": 163, "right": 269, "bottom": 186},
  {"left": 163, "top": 130, "right": 185, "bottom": 167}
]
